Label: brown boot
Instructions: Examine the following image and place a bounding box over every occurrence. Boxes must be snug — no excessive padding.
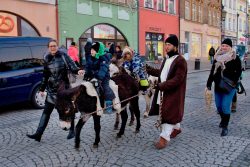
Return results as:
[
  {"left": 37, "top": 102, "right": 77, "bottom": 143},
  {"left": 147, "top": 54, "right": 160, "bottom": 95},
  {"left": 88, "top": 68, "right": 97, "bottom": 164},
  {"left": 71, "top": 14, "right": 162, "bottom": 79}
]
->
[
  {"left": 231, "top": 102, "right": 237, "bottom": 113},
  {"left": 155, "top": 137, "right": 168, "bottom": 149},
  {"left": 170, "top": 129, "right": 182, "bottom": 138}
]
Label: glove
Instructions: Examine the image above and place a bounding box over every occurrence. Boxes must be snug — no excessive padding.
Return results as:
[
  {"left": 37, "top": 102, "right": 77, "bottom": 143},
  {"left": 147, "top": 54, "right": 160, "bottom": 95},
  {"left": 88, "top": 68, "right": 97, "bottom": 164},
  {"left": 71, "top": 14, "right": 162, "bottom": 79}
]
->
[
  {"left": 145, "top": 64, "right": 153, "bottom": 73},
  {"left": 140, "top": 79, "right": 149, "bottom": 91},
  {"left": 83, "top": 74, "right": 93, "bottom": 81}
]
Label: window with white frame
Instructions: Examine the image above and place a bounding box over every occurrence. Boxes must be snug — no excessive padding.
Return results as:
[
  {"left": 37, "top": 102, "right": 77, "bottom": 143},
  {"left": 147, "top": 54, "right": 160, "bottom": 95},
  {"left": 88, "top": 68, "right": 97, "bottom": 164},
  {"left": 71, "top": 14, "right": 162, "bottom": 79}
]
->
[
  {"left": 144, "top": 0, "right": 153, "bottom": 8},
  {"left": 229, "top": 0, "right": 232, "bottom": 8},
  {"left": 233, "top": 0, "right": 236, "bottom": 10},
  {"left": 229, "top": 18, "right": 232, "bottom": 30},
  {"left": 157, "top": 0, "right": 165, "bottom": 11},
  {"left": 217, "top": 12, "right": 220, "bottom": 27},
  {"left": 185, "top": 1, "right": 191, "bottom": 20},
  {"left": 192, "top": 3, "right": 197, "bottom": 21},
  {"left": 198, "top": 4, "right": 202, "bottom": 23},
  {"left": 208, "top": 10, "right": 212, "bottom": 25},
  {"left": 168, "top": 0, "right": 176, "bottom": 14},
  {"left": 212, "top": 10, "right": 216, "bottom": 26},
  {"left": 233, "top": 18, "right": 236, "bottom": 31},
  {"left": 239, "top": 18, "right": 242, "bottom": 32},
  {"left": 244, "top": 20, "right": 246, "bottom": 32}
]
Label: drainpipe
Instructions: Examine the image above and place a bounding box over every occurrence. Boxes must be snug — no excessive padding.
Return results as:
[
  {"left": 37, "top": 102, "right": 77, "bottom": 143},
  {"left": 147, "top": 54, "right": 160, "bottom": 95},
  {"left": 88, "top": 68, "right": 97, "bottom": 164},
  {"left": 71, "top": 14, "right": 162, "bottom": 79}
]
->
[{"left": 55, "top": 0, "right": 59, "bottom": 42}]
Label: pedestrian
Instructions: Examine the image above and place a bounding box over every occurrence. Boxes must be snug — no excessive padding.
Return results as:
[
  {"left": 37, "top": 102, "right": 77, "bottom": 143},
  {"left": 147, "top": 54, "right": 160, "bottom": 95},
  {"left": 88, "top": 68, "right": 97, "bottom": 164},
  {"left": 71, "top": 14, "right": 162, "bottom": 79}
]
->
[
  {"left": 209, "top": 46, "right": 216, "bottom": 64},
  {"left": 206, "top": 38, "right": 242, "bottom": 136},
  {"left": 84, "top": 42, "right": 115, "bottom": 114},
  {"left": 68, "top": 42, "right": 80, "bottom": 67},
  {"left": 121, "top": 46, "right": 149, "bottom": 92},
  {"left": 114, "top": 45, "right": 123, "bottom": 60},
  {"left": 146, "top": 35, "right": 187, "bottom": 149},
  {"left": 84, "top": 38, "right": 93, "bottom": 68},
  {"left": 26, "top": 39, "right": 84, "bottom": 142}
]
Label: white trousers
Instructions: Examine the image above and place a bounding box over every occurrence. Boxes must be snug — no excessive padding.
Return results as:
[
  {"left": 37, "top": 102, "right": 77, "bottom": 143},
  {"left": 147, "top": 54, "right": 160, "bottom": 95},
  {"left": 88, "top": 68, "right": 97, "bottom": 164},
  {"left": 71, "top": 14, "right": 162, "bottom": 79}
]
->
[{"left": 160, "top": 123, "right": 180, "bottom": 141}]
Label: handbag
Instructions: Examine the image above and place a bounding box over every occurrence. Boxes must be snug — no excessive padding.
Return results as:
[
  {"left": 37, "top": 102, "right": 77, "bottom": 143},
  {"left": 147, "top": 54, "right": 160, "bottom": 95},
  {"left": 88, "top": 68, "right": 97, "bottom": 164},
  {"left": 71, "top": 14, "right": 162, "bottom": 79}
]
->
[
  {"left": 218, "top": 71, "right": 236, "bottom": 93},
  {"left": 61, "top": 55, "right": 77, "bottom": 84}
]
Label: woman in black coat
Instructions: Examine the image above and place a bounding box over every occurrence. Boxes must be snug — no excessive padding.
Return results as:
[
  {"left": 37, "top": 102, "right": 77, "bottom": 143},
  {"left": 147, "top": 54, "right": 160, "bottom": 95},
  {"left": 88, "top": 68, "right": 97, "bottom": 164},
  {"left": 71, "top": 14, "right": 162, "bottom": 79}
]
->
[
  {"left": 206, "top": 38, "right": 242, "bottom": 136},
  {"left": 26, "top": 40, "right": 84, "bottom": 142}
]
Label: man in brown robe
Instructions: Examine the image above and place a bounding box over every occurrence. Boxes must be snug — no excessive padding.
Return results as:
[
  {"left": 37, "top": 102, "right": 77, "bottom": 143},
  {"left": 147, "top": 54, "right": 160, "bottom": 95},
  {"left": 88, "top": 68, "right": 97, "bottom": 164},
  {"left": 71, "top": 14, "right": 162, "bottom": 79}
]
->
[{"left": 146, "top": 35, "right": 187, "bottom": 149}]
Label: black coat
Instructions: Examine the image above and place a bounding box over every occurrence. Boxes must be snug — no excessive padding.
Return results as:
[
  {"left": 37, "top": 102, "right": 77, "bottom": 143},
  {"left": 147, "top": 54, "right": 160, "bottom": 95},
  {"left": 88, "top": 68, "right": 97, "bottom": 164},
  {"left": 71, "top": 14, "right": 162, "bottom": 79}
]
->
[
  {"left": 40, "top": 51, "right": 79, "bottom": 104},
  {"left": 207, "top": 56, "right": 242, "bottom": 92}
]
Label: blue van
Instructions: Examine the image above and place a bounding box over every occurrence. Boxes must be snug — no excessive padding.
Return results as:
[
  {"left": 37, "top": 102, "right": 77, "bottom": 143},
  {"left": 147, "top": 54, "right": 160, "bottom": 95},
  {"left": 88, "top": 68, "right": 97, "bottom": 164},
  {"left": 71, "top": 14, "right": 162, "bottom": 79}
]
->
[{"left": 0, "top": 37, "right": 51, "bottom": 108}]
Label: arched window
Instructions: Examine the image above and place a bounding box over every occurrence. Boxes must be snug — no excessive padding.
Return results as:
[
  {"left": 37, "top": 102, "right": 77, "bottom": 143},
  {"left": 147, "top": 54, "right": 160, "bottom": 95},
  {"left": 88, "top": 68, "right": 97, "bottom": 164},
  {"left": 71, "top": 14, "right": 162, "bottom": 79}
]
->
[
  {"left": 78, "top": 24, "right": 128, "bottom": 65},
  {"left": 0, "top": 11, "right": 40, "bottom": 37}
]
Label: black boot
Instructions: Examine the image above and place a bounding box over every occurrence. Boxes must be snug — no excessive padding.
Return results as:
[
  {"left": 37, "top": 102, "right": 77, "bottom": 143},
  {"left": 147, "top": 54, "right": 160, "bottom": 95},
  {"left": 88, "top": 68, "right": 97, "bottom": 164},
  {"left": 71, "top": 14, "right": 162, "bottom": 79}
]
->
[
  {"left": 67, "top": 117, "right": 75, "bottom": 140},
  {"left": 219, "top": 112, "right": 223, "bottom": 128},
  {"left": 221, "top": 114, "right": 230, "bottom": 137},
  {"left": 27, "top": 113, "right": 50, "bottom": 142}
]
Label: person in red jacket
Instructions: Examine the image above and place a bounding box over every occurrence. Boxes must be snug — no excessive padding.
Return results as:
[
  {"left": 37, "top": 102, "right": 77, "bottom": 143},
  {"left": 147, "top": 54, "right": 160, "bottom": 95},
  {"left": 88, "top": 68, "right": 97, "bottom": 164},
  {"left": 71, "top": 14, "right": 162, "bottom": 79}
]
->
[{"left": 68, "top": 42, "right": 80, "bottom": 67}]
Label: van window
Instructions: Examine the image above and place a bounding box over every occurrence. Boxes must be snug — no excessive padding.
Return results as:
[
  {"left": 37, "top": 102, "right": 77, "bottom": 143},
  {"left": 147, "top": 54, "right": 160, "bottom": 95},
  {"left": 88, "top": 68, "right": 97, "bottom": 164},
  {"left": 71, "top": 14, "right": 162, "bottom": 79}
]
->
[
  {"left": 31, "top": 45, "right": 47, "bottom": 65},
  {"left": 0, "top": 46, "right": 34, "bottom": 72}
]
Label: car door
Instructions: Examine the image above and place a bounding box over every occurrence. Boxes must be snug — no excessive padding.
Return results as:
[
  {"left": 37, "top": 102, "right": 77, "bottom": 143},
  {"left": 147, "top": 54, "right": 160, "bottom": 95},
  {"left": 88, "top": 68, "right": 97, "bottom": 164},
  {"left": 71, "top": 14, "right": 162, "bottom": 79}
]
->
[{"left": 0, "top": 45, "right": 34, "bottom": 106}]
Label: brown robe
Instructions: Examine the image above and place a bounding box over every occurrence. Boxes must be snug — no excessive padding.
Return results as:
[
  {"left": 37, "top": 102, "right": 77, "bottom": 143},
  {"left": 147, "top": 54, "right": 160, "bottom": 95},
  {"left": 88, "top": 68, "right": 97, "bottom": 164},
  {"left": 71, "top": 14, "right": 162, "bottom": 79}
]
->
[{"left": 147, "top": 55, "right": 187, "bottom": 124}]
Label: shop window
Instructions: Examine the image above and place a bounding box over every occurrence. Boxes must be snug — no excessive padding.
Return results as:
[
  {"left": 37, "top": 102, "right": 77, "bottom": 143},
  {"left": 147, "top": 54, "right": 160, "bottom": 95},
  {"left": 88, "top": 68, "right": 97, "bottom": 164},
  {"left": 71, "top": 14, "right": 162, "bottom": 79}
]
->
[
  {"left": 94, "top": 24, "right": 115, "bottom": 39},
  {"left": 0, "top": 12, "right": 40, "bottom": 37},
  {"left": 145, "top": 32, "right": 164, "bottom": 61},
  {"left": 21, "top": 19, "right": 39, "bottom": 37},
  {"left": 144, "top": 0, "right": 153, "bottom": 9}
]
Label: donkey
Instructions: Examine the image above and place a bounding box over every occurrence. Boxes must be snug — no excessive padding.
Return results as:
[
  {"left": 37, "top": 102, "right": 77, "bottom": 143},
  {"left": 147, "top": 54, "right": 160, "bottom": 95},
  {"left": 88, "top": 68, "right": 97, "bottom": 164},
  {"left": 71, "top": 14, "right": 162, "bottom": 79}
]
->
[{"left": 55, "top": 67, "right": 141, "bottom": 149}]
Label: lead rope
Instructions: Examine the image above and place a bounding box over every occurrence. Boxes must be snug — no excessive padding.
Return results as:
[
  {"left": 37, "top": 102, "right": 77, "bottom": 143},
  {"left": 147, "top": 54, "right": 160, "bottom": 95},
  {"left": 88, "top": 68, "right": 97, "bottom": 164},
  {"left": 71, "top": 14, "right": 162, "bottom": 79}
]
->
[
  {"left": 77, "top": 93, "right": 142, "bottom": 119},
  {"left": 154, "top": 92, "right": 162, "bottom": 130}
]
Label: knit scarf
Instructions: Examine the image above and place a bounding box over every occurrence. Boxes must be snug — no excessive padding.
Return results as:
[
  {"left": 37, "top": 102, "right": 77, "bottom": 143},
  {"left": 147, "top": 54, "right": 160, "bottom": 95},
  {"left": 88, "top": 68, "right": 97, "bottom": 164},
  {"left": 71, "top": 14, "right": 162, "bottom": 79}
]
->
[{"left": 214, "top": 48, "right": 236, "bottom": 74}]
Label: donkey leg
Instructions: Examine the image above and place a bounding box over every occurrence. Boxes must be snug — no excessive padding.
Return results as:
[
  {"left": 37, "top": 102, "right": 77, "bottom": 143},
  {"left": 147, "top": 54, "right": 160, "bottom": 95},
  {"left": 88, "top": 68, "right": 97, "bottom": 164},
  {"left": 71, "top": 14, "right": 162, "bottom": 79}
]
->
[
  {"left": 75, "top": 119, "right": 85, "bottom": 149},
  {"left": 93, "top": 114, "right": 101, "bottom": 148},
  {"left": 130, "top": 98, "right": 141, "bottom": 133},
  {"left": 117, "top": 108, "right": 128, "bottom": 138},
  {"left": 143, "top": 94, "right": 151, "bottom": 118},
  {"left": 129, "top": 104, "right": 135, "bottom": 126},
  {"left": 114, "top": 113, "right": 120, "bottom": 130}
]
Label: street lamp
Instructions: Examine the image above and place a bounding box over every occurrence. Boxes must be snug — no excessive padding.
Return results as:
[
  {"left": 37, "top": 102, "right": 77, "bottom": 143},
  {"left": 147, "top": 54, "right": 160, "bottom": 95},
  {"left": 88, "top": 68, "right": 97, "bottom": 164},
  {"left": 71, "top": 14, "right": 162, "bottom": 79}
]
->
[{"left": 221, "top": 5, "right": 227, "bottom": 42}]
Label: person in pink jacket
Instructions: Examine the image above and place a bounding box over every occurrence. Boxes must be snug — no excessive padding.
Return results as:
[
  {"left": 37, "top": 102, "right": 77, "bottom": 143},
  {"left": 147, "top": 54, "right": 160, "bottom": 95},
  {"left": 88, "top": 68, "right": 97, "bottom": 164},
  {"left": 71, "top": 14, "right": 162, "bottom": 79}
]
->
[{"left": 68, "top": 42, "right": 80, "bottom": 67}]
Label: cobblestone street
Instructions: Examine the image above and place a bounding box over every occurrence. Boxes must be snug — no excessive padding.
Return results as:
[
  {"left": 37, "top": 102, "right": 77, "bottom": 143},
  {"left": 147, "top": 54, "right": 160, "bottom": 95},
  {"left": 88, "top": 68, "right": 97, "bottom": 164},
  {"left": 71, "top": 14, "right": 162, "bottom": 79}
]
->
[{"left": 0, "top": 70, "right": 250, "bottom": 167}]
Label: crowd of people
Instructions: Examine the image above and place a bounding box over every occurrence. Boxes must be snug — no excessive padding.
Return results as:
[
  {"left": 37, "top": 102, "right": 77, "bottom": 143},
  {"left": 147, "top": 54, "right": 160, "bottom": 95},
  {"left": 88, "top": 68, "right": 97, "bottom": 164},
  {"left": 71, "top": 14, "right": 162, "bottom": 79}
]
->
[{"left": 26, "top": 35, "right": 244, "bottom": 150}]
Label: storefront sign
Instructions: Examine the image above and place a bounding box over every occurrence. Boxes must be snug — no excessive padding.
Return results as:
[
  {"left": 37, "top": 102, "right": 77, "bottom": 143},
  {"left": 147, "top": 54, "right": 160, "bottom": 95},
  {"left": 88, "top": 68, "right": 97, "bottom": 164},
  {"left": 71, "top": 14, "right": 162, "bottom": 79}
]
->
[
  {"left": 148, "top": 27, "right": 161, "bottom": 32},
  {"left": 0, "top": 13, "right": 17, "bottom": 36}
]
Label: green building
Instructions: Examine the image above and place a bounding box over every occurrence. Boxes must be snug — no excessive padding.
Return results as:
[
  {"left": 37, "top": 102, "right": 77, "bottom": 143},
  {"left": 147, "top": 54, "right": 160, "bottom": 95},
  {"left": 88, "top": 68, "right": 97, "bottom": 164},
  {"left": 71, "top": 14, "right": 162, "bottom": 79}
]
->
[{"left": 58, "top": 0, "right": 138, "bottom": 63}]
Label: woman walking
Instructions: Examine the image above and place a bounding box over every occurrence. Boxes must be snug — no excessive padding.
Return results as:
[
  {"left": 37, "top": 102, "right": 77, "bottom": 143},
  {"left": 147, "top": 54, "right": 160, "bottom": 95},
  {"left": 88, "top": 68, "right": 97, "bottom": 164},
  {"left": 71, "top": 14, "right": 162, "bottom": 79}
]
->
[
  {"left": 206, "top": 38, "right": 242, "bottom": 136},
  {"left": 26, "top": 39, "right": 84, "bottom": 142}
]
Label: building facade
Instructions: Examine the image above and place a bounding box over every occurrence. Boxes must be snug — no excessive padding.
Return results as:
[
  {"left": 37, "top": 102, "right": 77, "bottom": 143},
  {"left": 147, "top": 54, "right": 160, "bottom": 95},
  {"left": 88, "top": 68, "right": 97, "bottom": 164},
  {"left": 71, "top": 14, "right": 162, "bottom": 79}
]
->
[
  {"left": 58, "top": 0, "right": 138, "bottom": 64},
  {"left": 237, "top": 0, "right": 248, "bottom": 45},
  {"left": 180, "top": 0, "right": 221, "bottom": 61},
  {"left": 222, "top": 0, "right": 238, "bottom": 46},
  {"left": 0, "top": 0, "right": 57, "bottom": 39},
  {"left": 138, "top": 0, "right": 179, "bottom": 60}
]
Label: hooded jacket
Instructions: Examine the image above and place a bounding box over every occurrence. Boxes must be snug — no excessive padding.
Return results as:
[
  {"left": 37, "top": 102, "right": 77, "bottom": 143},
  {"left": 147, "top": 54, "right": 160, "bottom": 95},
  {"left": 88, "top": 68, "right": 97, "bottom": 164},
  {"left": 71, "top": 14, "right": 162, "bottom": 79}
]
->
[{"left": 85, "top": 42, "right": 111, "bottom": 80}]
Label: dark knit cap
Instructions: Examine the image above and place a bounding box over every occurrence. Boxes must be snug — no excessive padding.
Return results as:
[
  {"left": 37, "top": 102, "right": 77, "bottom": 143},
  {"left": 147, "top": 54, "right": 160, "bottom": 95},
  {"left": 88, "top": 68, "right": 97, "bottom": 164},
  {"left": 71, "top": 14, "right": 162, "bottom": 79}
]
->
[
  {"left": 71, "top": 42, "right": 76, "bottom": 46},
  {"left": 222, "top": 38, "right": 232, "bottom": 47},
  {"left": 91, "top": 42, "right": 100, "bottom": 52},
  {"left": 165, "top": 35, "right": 179, "bottom": 47}
]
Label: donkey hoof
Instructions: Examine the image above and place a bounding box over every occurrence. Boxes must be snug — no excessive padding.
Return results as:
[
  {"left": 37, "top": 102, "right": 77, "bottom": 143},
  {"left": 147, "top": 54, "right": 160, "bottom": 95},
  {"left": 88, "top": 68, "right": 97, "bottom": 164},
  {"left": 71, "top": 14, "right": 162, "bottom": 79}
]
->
[
  {"left": 93, "top": 143, "right": 99, "bottom": 148},
  {"left": 114, "top": 124, "right": 119, "bottom": 130},
  {"left": 135, "top": 129, "right": 140, "bottom": 133},
  {"left": 143, "top": 114, "right": 149, "bottom": 118}
]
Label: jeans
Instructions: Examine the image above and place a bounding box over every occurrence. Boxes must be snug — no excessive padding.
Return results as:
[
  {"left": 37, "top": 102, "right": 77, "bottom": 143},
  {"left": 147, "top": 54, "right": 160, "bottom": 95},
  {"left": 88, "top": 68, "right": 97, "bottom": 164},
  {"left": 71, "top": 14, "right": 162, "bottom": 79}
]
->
[
  {"left": 215, "top": 89, "right": 236, "bottom": 114},
  {"left": 101, "top": 79, "right": 115, "bottom": 101}
]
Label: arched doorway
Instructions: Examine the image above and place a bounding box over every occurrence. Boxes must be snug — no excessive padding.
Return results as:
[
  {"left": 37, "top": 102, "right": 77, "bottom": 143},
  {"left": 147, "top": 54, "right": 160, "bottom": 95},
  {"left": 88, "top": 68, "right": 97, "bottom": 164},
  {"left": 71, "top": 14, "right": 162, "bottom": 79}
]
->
[
  {"left": 78, "top": 24, "right": 128, "bottom": 65},
  {"left": 0, "top": 11, "right": 40, "bottom": 37}
]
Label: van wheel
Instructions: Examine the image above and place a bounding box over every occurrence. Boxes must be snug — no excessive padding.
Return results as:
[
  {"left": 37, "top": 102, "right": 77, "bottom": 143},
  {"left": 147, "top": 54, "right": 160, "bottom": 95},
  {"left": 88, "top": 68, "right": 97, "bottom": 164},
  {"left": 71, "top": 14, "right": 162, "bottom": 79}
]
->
[{"left": 31, "top": 86, "right": 46, "bottom": 109}]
